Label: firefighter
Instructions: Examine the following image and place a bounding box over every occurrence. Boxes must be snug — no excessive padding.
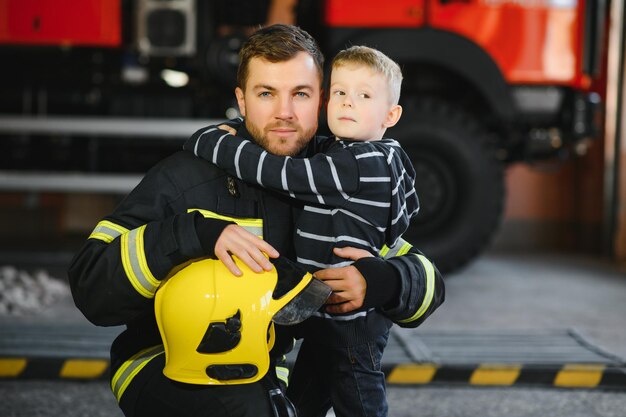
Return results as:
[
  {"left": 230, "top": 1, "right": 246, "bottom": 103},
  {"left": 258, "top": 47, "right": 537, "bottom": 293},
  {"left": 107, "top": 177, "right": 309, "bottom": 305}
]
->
[{"left": 68, "top": 24, "right": 444, "bottom": 417}]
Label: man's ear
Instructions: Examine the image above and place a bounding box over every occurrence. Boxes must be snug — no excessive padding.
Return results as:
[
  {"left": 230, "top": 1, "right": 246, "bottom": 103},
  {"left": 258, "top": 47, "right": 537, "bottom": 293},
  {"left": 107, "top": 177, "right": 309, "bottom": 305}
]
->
[
  {"left": 235, "top": 87, "right": 246, "bottom": 117},
  {"left": 383, "top": 105, "right": 402, "bottom": 128}
]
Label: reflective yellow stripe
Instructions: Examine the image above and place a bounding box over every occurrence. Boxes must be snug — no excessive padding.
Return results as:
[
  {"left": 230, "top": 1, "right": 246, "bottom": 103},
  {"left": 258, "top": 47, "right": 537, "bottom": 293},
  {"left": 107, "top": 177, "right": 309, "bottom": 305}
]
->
[
  {"left": 381, "top": 238, "right": 412, "bottom": 259},
  {"left": 554, "top": 364, "right": 605, "bottom": 388},
  {"left": 470, "top": 364, "right": 521, "bottom": 386},
  {"left": 121, "top": 225, "right": 159, "bottom": 298},
  {"left": 276, "top": 366, "right": 290, "bottom": 386},
  {"left": 398, "top": 254, "right": 435, "bottom": 324},
  {"left": 189, "top": 208, "right": 264, "bottom": 237},
  {"left": 111, "top": 345, "right": 164, "bottom": 402},
  {"left": 60, "top": 359, "right": 108, "bottom": 379},
  {"left": 0, "top": 358, "right": 27, "bottom": 377},
  {"left": 396, "top": 241, "right": 412, "bottom": 256},
  {"left": 88, "top": 220, "right": 129, "bottom": 243}
]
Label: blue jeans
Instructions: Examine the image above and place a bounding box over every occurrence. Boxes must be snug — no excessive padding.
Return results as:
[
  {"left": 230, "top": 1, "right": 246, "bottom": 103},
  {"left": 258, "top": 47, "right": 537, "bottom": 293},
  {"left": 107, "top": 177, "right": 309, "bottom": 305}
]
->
[{"left": 287, "top": 331, "right": 389, "bottom": 417}]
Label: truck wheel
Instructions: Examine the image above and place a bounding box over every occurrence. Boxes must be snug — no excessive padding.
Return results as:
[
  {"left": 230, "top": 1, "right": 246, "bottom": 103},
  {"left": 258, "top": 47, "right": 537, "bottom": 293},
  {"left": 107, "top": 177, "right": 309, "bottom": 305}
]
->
[{"left": 391, "top": 99, "right": 504, "bottom": 273}]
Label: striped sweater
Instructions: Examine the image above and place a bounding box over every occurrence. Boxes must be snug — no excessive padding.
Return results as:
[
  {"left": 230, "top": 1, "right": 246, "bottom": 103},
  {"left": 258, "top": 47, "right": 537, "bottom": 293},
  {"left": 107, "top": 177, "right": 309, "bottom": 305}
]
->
[{"left": 185, "top": 123, "right": 420, "bottom": 345}]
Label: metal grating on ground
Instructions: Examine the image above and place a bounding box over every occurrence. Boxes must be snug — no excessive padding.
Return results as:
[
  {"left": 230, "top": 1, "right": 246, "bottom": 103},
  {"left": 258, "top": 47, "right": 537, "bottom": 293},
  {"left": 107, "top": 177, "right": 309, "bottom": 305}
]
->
[
  {"left": 1, "top": 324, "right": 623, "bottom": 366},
  {"left": 387, "top": 328, "right": 626, "bottom": 366},
  {"left": 1, "top": 324, "right": 625, "bottom": 388},
  {"left": 0, "top": 324, "right": 123, "bottom": 359}
]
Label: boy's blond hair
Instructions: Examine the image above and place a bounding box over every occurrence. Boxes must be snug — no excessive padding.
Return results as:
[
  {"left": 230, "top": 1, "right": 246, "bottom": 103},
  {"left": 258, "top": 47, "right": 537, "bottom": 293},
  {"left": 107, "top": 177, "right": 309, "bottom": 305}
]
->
[{"left": 331, "top": 45, "right": 403, "bottom": 105}]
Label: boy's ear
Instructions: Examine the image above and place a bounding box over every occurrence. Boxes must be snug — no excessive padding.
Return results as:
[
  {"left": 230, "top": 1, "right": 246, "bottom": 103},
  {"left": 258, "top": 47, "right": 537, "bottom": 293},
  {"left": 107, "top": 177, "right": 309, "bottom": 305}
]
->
[
  {"left": 235, "top": 87, "right": 246, "bottom": 117},
  {"left": 383, "top": 105, "right": 402, "bottom": 128}
]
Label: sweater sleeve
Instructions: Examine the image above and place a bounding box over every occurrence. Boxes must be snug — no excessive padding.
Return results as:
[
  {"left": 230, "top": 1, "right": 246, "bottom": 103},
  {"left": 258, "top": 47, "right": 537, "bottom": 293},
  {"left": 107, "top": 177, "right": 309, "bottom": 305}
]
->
[
  {"left": 384, "top": 139, "right": 420, "bottom": 246},
  {"left": 184, "top": 124, "right": 362, "bottom": 209}
]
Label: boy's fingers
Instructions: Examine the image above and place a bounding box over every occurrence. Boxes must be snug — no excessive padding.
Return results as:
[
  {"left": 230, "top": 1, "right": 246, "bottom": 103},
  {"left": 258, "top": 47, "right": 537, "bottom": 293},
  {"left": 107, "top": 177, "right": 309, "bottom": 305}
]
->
[{"left": 218, "top": 124, "right": 237, "bottom": 135}]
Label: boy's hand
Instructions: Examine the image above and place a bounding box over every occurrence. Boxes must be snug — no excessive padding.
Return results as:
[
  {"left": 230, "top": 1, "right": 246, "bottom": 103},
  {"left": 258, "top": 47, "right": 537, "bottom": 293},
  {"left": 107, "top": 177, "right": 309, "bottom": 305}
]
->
[
  {"left": 218, "top": 124, "right": 237, "bottom": 135},
  {"left": 215, "top": 224, "right": 279, "bottom": 276},
  {"left": 314, "top": 247, "right": 374, "bottom": 313},
  {"left": 217, "top": 117, "right": 243, "bottom": 135}
]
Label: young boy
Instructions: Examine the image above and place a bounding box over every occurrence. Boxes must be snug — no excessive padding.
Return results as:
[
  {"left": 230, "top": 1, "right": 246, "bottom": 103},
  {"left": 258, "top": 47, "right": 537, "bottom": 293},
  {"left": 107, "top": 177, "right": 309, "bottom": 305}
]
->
[{"left": 184, "top": 46, "right": 418, "bottom": 417}]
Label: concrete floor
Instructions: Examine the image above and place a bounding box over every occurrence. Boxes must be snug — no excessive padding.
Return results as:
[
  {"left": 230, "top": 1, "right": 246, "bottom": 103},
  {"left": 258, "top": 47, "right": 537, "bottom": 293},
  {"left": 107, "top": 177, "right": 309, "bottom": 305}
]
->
[{"left": 419, "top": 250, "right": 626, "bottom": 360}]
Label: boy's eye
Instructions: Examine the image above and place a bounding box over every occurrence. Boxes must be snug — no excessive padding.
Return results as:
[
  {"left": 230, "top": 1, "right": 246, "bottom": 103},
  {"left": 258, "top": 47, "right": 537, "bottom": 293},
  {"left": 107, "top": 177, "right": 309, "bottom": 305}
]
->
[
  {"left": 359, "top": 93, "right": 370, "bottom": 99},
  {"left": 333, "top": 90, "right": 345, "bottom": 96}
]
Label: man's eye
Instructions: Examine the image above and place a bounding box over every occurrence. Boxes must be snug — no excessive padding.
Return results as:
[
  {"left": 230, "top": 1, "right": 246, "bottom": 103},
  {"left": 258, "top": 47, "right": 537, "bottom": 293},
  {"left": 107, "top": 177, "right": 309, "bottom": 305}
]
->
[
  {"left": 295, "top": 92, "right": 310, "bottom": 98},
  {"left": 259, "top": 91, "right": 272, "bottom": 97}
]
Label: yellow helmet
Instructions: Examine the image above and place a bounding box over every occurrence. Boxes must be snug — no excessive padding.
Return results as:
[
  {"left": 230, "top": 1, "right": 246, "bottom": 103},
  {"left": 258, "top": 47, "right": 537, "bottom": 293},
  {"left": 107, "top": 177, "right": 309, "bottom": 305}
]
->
[{"left": 154, "top": 257, "right": 330, "bottom": 385}]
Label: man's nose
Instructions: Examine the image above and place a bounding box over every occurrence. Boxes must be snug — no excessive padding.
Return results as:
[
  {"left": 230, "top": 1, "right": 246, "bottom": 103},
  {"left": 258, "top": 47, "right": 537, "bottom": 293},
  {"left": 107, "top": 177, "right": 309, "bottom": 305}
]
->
[{"left": 276, "top": 96, "right": 295, "bottom": 119}]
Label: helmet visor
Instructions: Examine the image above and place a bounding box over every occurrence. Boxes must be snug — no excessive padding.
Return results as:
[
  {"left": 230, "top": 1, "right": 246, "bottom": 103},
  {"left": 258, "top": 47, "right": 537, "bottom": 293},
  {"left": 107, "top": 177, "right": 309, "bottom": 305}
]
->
[{"left": 272, "top": 278, "right": 331, "bottom": 325}]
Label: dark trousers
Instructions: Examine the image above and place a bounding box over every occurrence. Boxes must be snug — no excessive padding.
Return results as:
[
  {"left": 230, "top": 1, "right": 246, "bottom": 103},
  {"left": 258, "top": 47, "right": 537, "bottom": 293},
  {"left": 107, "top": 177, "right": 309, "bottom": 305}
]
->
[
  {"left": 118, "top": 354, "right": 288, "bottom": 417},
  {"left": 287, "top": 331, "right": 389, "bottom": 417}
]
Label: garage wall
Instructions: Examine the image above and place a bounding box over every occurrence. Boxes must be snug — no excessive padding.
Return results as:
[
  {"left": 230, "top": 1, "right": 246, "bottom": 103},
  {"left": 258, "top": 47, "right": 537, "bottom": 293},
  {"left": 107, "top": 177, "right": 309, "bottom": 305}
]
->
[
  {"left": 492, "top": 141, "right": 605, "bottom": 253},
  {"left": 613, "top": 116, "right": 626, "bottom": 261}
]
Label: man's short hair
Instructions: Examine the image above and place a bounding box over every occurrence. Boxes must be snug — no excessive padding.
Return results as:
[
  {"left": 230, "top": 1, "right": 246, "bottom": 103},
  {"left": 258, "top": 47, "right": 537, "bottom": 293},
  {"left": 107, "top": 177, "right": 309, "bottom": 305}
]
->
[
  {"left": 237, "top": 24, "right": 324, "bottom": 90},
  {"left": 332, "top": 46, "right": 403, "bottom": 105}
]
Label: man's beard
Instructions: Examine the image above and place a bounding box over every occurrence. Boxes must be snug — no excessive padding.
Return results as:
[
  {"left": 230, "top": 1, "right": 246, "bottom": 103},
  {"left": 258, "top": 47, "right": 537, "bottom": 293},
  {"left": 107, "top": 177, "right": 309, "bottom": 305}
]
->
[{"left": 245, "top": 120, "right": 315, "bottom": 157}]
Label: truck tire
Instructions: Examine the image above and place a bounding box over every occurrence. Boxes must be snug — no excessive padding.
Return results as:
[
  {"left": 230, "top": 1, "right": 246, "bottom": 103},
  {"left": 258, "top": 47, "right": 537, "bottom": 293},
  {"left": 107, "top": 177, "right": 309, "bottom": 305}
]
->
[{"left": 391, "top": 98, "right": 504, "bottom": 273}]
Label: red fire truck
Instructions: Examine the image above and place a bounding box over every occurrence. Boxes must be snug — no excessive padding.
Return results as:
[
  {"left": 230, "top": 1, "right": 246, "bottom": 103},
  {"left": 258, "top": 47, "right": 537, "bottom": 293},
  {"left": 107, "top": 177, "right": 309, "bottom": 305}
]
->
[{"left": 0, "top": 0, "right": 607, "bottom": 272}]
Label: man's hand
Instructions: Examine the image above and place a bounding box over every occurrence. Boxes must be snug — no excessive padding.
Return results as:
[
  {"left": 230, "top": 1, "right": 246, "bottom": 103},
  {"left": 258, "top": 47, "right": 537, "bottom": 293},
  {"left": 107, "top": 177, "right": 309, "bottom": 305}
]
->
[
  {"left": 215, "top": 224, "right": 279, "bottom": 276},
  {"left": 314, "top": 247, "right": 374, "bottom": 314}
]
